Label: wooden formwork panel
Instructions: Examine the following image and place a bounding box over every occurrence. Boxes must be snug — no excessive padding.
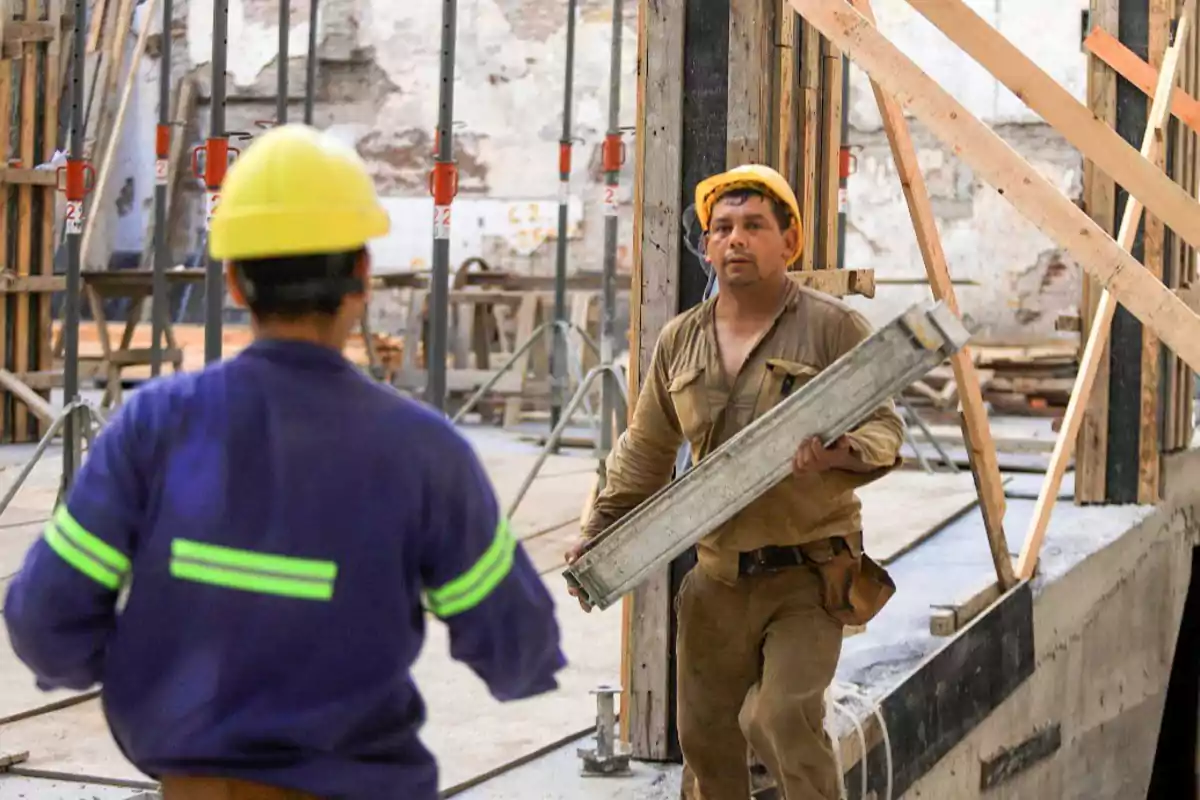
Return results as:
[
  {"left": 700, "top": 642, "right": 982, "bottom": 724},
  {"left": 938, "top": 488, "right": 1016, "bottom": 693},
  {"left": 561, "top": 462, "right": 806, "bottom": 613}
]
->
[{"left": 0, "top": 0, "right": 63, "bottom": 443}]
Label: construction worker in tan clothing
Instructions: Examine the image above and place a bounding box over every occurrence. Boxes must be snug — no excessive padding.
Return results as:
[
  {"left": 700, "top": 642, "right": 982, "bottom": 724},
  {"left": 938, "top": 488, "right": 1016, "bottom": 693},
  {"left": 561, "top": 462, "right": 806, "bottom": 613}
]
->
[{"left": 566, "top": 164, "right": 904, "bottom": 799}]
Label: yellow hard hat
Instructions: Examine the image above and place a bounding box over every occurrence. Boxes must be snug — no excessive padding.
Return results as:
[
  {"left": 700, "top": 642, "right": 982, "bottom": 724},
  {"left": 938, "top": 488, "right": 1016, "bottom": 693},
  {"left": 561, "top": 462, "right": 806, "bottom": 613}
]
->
[
  {"left": 209, "top": 124, "right": 391, "bottom": 262},
  {"left": 694, "top": 164, "right": 803, "bottom": 266}
]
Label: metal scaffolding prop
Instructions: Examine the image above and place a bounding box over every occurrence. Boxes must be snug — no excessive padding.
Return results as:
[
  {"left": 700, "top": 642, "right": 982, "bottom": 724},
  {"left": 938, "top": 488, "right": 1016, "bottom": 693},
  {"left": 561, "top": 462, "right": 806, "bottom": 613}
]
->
[
  {"left": 59, "top": 0, "right": 92, "bottom": 490},
  {"left": 150, "top": 0, "right": 174, "bottom": 378},
  {"left": 203, "top": 0, "right": 230, "bottom": 364},
  {"left": 550, "top": 0, "right": 579, "bottom": 432},
  {"left": 427, "top": 0, "right": 459, "bottom": 412},
  {"left": 305, "top": 0, "right": 319, "bottom": 124}
]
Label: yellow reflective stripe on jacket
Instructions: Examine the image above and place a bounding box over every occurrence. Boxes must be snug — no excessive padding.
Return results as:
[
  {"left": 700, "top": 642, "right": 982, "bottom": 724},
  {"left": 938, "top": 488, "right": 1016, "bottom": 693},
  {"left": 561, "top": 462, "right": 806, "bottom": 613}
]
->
[
  {"left": 169, "top": 538, "right": 338, "bottom": 601},
  {"left": 43, "top": 506, "right": 131, "bottom": 591},
  {"left": 425, "top": 518, "right": 516, "bottom": 618}
]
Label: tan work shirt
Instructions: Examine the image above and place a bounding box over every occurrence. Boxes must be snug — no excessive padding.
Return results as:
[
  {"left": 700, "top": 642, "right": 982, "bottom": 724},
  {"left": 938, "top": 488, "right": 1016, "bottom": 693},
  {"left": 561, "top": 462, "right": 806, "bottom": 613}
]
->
[{"left": 584, "top": 280, "right": 905, "bottom": 585}]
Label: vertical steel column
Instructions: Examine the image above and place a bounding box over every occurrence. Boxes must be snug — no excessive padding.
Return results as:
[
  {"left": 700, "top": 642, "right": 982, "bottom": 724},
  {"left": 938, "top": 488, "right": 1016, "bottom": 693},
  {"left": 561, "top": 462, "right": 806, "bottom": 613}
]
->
[
  {"left": 61, "top": 0, "right": 91, "bottom": 488},
  {"left": 427, "top": 0, "right": 458, "bottom": 412},
  {"left": 277, "top": 0, "right": 289, "bottom": 123},
  {"left": 204, "top": 0, "right": 230, "bottom": 364},
  {"left": 597, "top": 0, "right": 624, "bottom": 487},
  {"left": 550, "top": 0, "right": 578, "bottom": 431},
  {"left": 151, "top": 0, "right": 174, "bottom": 377},
  {"left": 303, "top": 0, "right": 318, "bottom": 124},
  {"left": 836, "top": 53, "right": 850, "bottom": 269}
]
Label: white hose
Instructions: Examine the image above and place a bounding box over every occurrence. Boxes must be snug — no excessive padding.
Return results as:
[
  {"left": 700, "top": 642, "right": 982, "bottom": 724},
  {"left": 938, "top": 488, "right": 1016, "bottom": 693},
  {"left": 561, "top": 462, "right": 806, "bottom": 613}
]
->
[{"left": 828, "top": 680, "right": 894, "bottom": 800}]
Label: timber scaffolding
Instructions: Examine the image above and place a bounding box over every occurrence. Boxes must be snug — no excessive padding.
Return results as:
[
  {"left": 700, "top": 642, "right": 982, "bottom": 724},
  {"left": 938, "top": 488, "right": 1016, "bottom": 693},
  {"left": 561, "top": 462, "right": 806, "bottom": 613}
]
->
[{"left": 607, "top": 0, "right": 1200, "bottom": 796}]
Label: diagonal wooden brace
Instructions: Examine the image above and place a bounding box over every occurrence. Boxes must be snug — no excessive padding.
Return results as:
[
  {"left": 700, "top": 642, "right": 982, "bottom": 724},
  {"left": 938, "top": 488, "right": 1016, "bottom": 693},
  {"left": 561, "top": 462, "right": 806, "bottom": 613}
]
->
[
  {"left": 1015, "top": 0, "right": 1197, "bottom": 581},
  {"left": 786, "top": 0, "right": 1200, "bottom": 375},
  {"left": 847, "top": 0, "right": 1014, "bottom": 590},
  {"left": 897, "top": 0, "right": 1200, "bottom": 254}
]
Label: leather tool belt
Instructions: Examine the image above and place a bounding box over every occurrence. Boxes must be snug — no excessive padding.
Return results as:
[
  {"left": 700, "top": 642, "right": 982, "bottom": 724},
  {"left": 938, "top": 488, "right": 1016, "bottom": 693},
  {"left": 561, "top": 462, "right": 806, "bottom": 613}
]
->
[{"left": 737, "top": 534, "right": 895, "bottom": 626}]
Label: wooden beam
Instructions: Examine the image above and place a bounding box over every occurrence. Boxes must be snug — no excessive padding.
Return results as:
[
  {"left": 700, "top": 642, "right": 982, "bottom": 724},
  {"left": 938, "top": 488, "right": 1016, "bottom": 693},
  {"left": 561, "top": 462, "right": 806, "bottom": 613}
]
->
[
  {"left": 848, "top": 0, "right": 1014, "bottom": 590},
  {"left": 728, "top": 0, "right": 775, "bottom": 164},
  {"left": 624, "top": 0, "right": 685, "bottom": 761},
  {"left": 1085, "top": 25, "right": 1200, "bottom": 137},
  {"left": 1076, "top": 0, "right": 1119, "bottom": 504},
  {"left": 818, "top": 38, "right": 843, "bottom": 268},
  {"left": 798, "top": 21, "right": 822, "bottom": 270},
  {"left": 776, "top": 1, "right": 799, "bottom": 177},
  {"left": 899, "top": 0, "right": 1200, "bottom": 254},
  {"left": 1139, "top": 0, "right": 1171, "bottom": 505},
  {"left": 1016, "top": 0, "right": 1194, "bottom": 581},
  {"left": 787, "top": 0, "right": 1200, "bottom": 373}
]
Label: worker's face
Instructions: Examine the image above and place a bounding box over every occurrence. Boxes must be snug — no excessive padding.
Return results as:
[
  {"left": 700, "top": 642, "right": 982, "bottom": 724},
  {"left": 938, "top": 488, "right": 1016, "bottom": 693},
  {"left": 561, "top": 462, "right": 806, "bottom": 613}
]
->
[{"left": 705, "top": 194, "right": 797, "bottom": 288}]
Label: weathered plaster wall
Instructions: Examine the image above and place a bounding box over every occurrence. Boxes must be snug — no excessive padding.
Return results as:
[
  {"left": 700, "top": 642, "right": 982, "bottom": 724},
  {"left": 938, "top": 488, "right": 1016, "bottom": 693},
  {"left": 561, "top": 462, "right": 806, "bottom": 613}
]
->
[
  {"left": 107, "top": 0, "right": 1086, "bottom": 339},
  {"left": 841, "top": 0, "right": 1089, "bottom": 340}
]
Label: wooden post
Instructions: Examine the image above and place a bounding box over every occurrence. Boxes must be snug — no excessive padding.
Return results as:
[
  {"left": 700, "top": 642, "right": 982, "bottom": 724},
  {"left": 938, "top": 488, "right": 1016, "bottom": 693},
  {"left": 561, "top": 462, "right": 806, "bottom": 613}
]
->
[
  {"left": 622, "top": 0, "right": 685, "bottom": 761},
  {"left": 848, "top": 0, "right": 1015, "bottom": 590},
  {"left": 1077, "top": 0, "right": 1120, "bottom": 503}
]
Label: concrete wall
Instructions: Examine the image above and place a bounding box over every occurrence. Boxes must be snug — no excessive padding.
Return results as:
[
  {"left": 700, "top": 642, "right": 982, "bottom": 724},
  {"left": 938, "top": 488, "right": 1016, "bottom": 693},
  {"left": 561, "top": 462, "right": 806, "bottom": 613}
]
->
[
  {"left": 902, "top": 453, "right": 1200, "bottom": 799},
  {"left": 104, "top": 0, "right": 1087, "bottom": 339}
]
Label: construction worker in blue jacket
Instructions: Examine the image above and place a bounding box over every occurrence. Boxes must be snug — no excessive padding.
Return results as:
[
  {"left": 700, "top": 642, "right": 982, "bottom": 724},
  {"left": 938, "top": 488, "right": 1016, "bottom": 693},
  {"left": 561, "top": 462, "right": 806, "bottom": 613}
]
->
[{"left": 3, "top": 124, "right": 567, "bottom": 800}]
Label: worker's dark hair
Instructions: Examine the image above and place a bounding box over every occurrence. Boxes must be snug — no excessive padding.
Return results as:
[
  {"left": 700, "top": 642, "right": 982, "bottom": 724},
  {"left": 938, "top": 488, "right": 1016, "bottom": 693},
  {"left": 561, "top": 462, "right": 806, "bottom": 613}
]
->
[
  {"left": 714, "top": 188, "right": 794, "bottom": 232},
  {"left": 232, "top": 247, "right": 366, "bottom": 319}
]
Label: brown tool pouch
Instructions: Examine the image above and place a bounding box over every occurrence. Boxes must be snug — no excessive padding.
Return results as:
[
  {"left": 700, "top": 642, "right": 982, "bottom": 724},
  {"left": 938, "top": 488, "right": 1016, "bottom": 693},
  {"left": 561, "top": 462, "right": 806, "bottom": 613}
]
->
[{"left": 800, "top": 535, "right": 896, "bottom": 626}]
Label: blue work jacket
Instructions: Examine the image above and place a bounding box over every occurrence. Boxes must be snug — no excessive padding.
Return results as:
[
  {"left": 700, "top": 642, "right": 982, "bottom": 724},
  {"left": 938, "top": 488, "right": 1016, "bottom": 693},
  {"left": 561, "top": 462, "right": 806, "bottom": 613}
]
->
[{"left": 3, "top": 338, "right": 566, "bottom": 799}]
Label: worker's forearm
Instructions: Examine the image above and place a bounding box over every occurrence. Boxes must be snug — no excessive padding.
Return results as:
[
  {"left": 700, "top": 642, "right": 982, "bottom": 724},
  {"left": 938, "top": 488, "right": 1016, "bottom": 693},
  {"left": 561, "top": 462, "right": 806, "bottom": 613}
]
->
[{"left": 844, "top": 413, "right": 904, "bottom": 468}]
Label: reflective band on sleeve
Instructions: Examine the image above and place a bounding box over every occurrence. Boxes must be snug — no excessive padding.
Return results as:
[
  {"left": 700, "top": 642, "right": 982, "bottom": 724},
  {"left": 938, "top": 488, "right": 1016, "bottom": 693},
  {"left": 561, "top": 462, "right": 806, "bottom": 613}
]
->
[
  {"left": 425, "top": 518, "right": 517, "bottom": 618},
  {"left": 169, "top": 538, "right": 338, "bottom": 602},
  {"left": 43, "top": 506, "right": 131, "bottom": 591}
]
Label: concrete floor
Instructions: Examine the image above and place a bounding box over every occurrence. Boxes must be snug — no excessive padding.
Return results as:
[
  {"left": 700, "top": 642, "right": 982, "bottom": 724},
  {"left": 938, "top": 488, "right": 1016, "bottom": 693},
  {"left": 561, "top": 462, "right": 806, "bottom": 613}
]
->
[{"left": 0, "top": 397, "right": 1175, "bottom": 798}]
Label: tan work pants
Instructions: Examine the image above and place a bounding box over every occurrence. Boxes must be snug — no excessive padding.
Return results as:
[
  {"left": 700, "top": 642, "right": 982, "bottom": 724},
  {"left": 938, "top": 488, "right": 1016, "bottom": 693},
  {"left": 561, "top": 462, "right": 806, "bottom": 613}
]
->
[
  {"left": 160, "top": 776, "right": 321, "bottom": 800},
  {"left": 676, "top": 563, "right": 843, "bottom": 800}
]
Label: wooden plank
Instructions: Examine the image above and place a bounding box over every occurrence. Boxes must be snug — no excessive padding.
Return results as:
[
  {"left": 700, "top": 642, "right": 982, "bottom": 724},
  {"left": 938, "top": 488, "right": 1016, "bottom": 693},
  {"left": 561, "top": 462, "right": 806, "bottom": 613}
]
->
[
  {"left": 0, "top": 167, "right": 57, "bottom": 186},
  {"left": 0, "top": 42, "right": 11, "bottom": 441},
  {"left": 1015, "top": 0, "right": 1193, "bottom": 581},
  {"left": 788, "top": 0, "right": 1200, "bottom": 372},
  {"left": 897, "top": 0, "right": 1200, "bottom": 254},
  {"left": 1139, "top": 0, "right": 1171, "bottom": 505},
  {"left": 38, "top": 0, "right": 63, "bottom": 437},
  {"left": 623, "top": 0, "right": 684, "bottom": 762},
  {"left": 787, "top": 266, "right": 874, "bottom": 297},
  {"left": 798, "top": 21, "right": 822, "bottom": 271},
  {"left": 929, "top": 580, "right": 1002, "bottom": 637},
  {"left": 13, "top": 0, "right": 36, "bottom": 442},
  {"left": 1084, "top": 26, "right": 1200, "bottom": 136},
  {"left": 818, "top": 37, "right": 842, "bottom": 269},
  {"left": 1078, "top": 0, "right": 1115, "bottom": 503},
  {"left": 727, "top": 0, "right": 774, "bottom": 164},
  {"left": 0, "top": 368, "right": 53, "bottom": 423},
  {"left": 776, "top": 1, "right": 798, "bottom": 177},
  {"left": 849, "top": 0, "right": 1015, "bottom": 590}
]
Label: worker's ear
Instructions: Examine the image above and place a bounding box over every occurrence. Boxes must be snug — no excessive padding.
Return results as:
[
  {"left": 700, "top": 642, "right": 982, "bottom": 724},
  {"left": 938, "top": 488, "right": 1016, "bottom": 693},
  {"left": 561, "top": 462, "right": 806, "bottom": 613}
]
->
[
  {"left": 225, "top": 263, "right": 248, "bottom": 308},
  {"left": 782, "top": 223, "right": 799, "bottom": 262},
  {"left": 354, "top": 248, "right": 371, "bottom": 302},
  {"left": 700, "top": 232, "right": 711, "bottom": 263}
]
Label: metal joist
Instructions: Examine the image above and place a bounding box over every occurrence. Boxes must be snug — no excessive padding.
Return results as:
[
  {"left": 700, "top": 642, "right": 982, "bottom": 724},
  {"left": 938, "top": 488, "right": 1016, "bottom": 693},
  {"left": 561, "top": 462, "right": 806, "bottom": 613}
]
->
[{"left": 564, "top": 300, "right": 972, "bottom": 611}]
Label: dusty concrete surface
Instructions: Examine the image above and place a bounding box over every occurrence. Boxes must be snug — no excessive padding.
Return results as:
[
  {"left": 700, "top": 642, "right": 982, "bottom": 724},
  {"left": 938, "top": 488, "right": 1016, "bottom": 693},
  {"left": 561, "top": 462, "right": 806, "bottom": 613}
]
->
[
  {"left": 91, "top": 0, "right": 1087, "bottom": 340},
  {"left": 884, "top": 456, "right": 1200, "bottom": 799}
]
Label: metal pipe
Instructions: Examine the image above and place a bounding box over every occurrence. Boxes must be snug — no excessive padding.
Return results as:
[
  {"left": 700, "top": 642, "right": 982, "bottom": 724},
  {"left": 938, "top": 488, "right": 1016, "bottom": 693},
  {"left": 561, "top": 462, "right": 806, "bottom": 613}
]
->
[
  {"left": 304, "top": 0, "right": 318, "bottom": 123},
  {"left": 62, "top": 0, "right": 89, "bottom": 488},
  {"left": 205, "top": 0, "right": 229, "bottom": 364},
  {"left": 427, "top": 0, "right": 458, "bottom": 412},
  {"left": 151, "top": 0, "right": 173, "bottom": 377},
  {"left": 837, "top": 53, "right": 849, "bottom": 269},
  {"left": 598, "top": 0, "right": 624, "bottom": 486},
  {"left": 277, "top": 0, "right": 289, "bottom": 124},
  {"left": 550, "top": 0, "right": 578, "bottom": 433}
]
